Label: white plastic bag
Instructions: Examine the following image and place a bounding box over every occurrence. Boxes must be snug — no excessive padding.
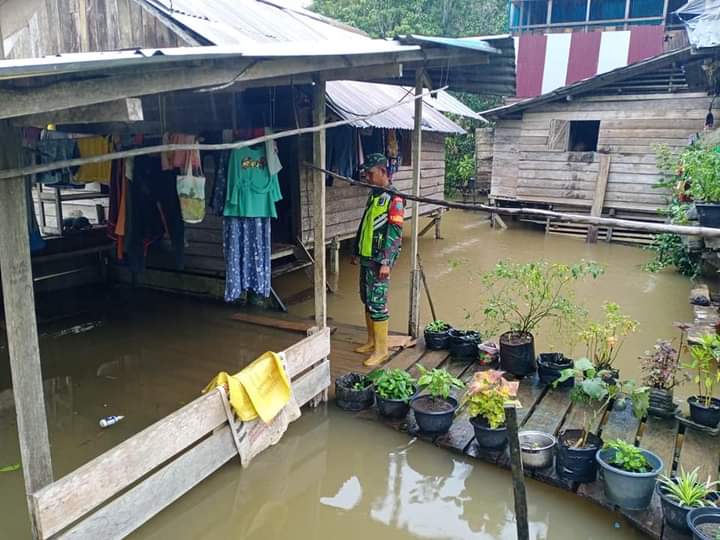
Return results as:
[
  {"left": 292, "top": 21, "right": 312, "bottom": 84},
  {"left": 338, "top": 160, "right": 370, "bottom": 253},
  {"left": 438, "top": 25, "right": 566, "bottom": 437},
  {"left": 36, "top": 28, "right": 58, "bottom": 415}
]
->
[{"left": 177, "top": 159, "right": 206, "bottom": 224}]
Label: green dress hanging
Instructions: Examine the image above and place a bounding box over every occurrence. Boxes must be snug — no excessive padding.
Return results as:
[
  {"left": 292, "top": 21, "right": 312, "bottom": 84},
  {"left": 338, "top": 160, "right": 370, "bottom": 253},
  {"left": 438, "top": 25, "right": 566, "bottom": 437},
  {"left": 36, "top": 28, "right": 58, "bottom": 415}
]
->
[{"left": 224, "top": 146, "right": 282, "bottom": 219}]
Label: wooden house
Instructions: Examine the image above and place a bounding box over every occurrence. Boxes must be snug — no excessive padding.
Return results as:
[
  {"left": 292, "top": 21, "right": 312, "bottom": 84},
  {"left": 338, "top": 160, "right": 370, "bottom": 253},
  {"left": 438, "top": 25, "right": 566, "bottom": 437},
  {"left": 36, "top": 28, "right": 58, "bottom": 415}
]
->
[{"left": 481, "top": 46, "right": 720, "bottom": 240}]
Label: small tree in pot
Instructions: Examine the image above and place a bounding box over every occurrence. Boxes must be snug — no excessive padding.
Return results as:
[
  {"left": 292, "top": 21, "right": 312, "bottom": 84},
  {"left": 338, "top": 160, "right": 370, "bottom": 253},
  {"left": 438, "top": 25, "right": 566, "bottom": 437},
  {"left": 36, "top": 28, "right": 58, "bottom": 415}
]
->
[
  {"left": 685, "top": 333, "right": 720, "bottom": 428},
  {"left": 640, "top": 334, "right": 688, "bottom": 418},
  {"left": 410, "top": 365, "right": 464, "bottom": 434},
  {"left": 459, "top": 370, "right": 520, "bottom": 449},
  {"left": 579, "top": 302, "right": 638, "bottom": 378},
  {"left": 658, "top": 467, "right": 719, "bottom": 533},
  {"left": 554, "top": 358, "right": 649, "bottom": 483},
  {"left": 481, "top": 260, "right": 604, "bottom": 377},
  {"left": 369, "top": 368, "right": 417, "bottom": 419}
]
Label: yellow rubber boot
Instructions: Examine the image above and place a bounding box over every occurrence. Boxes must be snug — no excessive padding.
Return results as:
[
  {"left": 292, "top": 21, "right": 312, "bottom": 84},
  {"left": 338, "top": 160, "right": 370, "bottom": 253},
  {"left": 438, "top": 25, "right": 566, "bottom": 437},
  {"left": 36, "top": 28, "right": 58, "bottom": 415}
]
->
[
  {"left": 363, "top": 320, "right": 390, "bottom": 367},
  {"left": 354, "top": 312, "right": 375, "bottom": 353}
]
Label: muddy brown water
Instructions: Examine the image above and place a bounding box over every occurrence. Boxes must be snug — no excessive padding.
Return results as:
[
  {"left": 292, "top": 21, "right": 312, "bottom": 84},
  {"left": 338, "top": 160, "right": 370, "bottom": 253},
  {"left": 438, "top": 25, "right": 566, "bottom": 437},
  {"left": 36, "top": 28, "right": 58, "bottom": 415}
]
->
[{"left": 0, "top": 210, "right": 691, "bottom": 539}]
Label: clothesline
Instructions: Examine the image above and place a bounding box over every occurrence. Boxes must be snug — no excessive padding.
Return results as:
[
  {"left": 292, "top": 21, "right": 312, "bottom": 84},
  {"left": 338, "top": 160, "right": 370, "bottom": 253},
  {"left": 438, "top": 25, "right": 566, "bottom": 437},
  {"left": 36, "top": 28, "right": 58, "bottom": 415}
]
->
[
  {"left": 0, "top": 85, "right": 450, "bottom": 181},
  {"left": 302, "top": 163, "right": 720, "bottom": 239}
]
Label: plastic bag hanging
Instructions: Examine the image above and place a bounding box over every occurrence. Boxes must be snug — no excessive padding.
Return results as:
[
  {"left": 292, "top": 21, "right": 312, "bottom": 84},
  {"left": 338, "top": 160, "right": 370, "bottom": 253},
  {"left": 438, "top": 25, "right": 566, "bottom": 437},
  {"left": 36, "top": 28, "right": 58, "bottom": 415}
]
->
[{"left": 177, "top": 154, "right": 206, "bottom": 224}]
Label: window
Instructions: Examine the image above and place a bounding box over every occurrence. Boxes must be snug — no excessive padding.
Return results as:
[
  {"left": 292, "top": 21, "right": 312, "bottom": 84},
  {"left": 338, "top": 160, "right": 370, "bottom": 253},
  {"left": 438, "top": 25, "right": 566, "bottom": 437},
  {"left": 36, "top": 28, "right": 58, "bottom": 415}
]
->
[
  {"left": 630, "top": 0, "right": 663, "bottom": 18},
  {"left": 589, "top": 0, "right": 625, "bottom": 21},
  {"left": 526, "top": 2, "right": 548, "bottom": 25},
  {"left": 569, "top": 121, "right": 600, "bottom": 152},
  {"left": 551, "top": 0, "right": 588, "bottom": 23}
]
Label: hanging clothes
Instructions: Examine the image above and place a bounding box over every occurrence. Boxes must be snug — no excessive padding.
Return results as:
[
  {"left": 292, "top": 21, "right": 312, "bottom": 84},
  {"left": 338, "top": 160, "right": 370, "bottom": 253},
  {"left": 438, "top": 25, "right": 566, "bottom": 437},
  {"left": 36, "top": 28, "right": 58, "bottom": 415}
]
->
[
  {"left": 36, "top": 137, "right": 80, "bottom": 185},
  {"left": 223, "top": 217, "right": 272, "bottom": 300},
  {"left": 107, "top": 158, "right": 130, "bottom": 259},
  {"left": 161, "top": 133, "right": 201, "bottom": 171},
  {"left": 264, "top": 128, "right": 283, "bottom": 177},
  {"left": 224, "top": 145, "right": 282, "bottom": 219},
  {"left": 326, "top": 125, "right": 357, "bottom": 180},
  {"left": 75, "top": 136, "right": 113, "bottom": 184},
  {"left": 210, "top": 151, "right": 230, "bottom": 216}
]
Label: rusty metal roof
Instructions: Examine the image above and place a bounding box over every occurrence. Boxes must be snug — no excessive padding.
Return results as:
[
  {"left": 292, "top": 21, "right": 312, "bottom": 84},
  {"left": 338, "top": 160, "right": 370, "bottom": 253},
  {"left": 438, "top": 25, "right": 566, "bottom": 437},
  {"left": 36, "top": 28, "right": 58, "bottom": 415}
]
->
[{"left": 326, "top": 80, "right": 466, "bottom": 134}]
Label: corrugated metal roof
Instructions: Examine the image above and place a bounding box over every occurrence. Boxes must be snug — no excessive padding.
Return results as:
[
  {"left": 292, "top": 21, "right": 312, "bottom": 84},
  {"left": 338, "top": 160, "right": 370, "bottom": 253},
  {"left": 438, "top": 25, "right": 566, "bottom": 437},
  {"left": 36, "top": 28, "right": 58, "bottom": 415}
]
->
[
  {"left": 399, "top": 35, "right": 500, "bottom": 54},
  {"left": 424, "top": 91, "right": 484, "bottom": 121},
  {"left": 326, "top": 80, "right": 465, "bottom": 134}
]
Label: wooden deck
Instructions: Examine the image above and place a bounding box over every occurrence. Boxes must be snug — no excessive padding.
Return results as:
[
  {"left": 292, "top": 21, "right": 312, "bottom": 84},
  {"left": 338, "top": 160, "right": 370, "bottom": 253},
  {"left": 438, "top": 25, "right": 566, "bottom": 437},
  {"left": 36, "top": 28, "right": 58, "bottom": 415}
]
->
[{"left": 331, "top": 320, "right": 720, "bottom": 540}]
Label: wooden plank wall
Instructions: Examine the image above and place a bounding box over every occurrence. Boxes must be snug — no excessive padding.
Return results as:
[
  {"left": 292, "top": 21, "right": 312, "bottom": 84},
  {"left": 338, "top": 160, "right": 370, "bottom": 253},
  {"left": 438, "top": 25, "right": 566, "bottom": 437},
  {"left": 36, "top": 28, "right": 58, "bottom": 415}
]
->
[
  {"left": 3, "top": 0, "right": 190, "bottom": 59},
  {"left": 489, "top": 93, "right": 711, "bottom": 214},
  {"left": 475, "top": 127, "right": 493, "bottom": 192},
  {"left": 300, "top": 131, "right": 447, "bottom": 243}
]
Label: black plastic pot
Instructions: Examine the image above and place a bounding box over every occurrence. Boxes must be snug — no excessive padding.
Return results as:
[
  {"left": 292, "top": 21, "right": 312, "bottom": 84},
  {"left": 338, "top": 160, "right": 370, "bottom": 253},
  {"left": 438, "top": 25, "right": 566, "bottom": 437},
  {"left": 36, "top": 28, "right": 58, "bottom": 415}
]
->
[
  {"left": 470, "top": 416, "right": 508, "bottom": 449},
  {"left": 649, "top": 388, "right": 676, "bottom": 418},
  {"left": 696, "top": 203, "right": 720, "bottom": 229},
  {"left": 410, "top": 395, "right": 458, "bottom": 434},
  {"left": 335, "top": 373, "right": 374, "bottom": 411},
  {"left": 499, "top": 331, "right": 536, "bottom": 377},
  {"left": 448, "top": 329, "right": 481, "bottom": 360},
  {"left": 688, "top": 396, "right": 720, "bottom": 428},
  {"left": 687, "top": 507, "right": 720, "bottom": 540},
  {"left": 425, "top": 327, "right": 451, "bottom": 350},
  {"left": 656, "top": 484, "right": 720, "bottom": 533},
  {"left": 537, "top": 353, "right": 574, "bottom": 389},
  {"left": 556, "top": 429, "right": 603, "bottom": 484},
  {"left": 375, "top": 386, "right": 416, "bottom": 419}
]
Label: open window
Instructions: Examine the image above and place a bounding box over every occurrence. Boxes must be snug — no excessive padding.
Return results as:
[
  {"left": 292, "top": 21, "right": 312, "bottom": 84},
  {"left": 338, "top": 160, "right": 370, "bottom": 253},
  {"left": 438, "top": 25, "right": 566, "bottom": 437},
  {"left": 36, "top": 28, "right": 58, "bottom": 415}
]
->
[{"left": 548, "top": 119, "right": 600, "bottom": 152}]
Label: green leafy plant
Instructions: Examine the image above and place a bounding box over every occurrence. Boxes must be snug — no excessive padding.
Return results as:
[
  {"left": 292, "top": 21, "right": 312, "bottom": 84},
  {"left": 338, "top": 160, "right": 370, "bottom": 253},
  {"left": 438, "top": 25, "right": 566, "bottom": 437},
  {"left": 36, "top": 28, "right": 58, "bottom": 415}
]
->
[
  {"left": 556, "top": 358, "right": 649, "bottom": 448},
  {"left": 459, "top": 370, "right": 520, "bottom": 429},
  {"left": 481, "top": 260, "right": 604, "bottom": 338},
  {"left": 659, "top": 467, "right": 719, "bottom": 508},
  {"left": 686, "top": 333, "right": 720, "bottom": 406},
  {"left": 368, "top": 368, "right": 416, "bottom": 401},
  {"left": 579, "top": 302, "right": 638, "bottom": 370},
  {"left": 645, "top": 233, "right": 701, "bottom": 279},
  {"left": 350, "top": 376, "right": 372, "bottom": 391},
  {"left": 603, "top": 439, "right": 651, "bottom": 473},
  {"left": 425, "top": 320, "right": 451, "bottom": 333},
  {"left": 640, "top": 332, "right": 689, "bottom": 391},
  {"left": 416, "top": 364, "right": 464, "bottom": 400}
]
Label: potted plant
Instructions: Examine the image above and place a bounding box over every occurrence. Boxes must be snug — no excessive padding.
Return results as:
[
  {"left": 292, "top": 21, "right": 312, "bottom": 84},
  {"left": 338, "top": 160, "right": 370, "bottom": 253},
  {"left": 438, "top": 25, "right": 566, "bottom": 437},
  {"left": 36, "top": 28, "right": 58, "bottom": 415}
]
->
[
  {"left": 482, "top": 260, "right": 603, "bottom": 377},
  {"left": 335, "top": 372, "right": 374, "bottom": 411},
  {"left": 579, "top": 302, "right": 638, "bottom": 380},
  {"left": 640, "top": 335, "right": 688, "bottom": 418},
  {"left": 596, "top": 438, "right": 664, "bottom": 511},
  {"left": 459, "top": 370, "right": 520, "bottom": 449},
  {"left": 554, "top": 358, "right": 649, "bottom": 483},
  {"left": 658, "top": 467, "right": 719, "bottom": 533},
  {"left": 537, "top": 352, "right": 574, "bottom": 388},
  {"left": 410, "top": 365, "right": 464, "bottom": 434},
  {"left": 368, "top": 368, "right": 417, "bottom": 419},
  {"left": 424, "top": 320, "right": 452, "bottom": 350},
  {"left": 682, "top": 141, "right": 720, "bottom": 228},
  {"left": 448, "top": 328, "right": 481, "bottom": 360},
  {"left": 687, "top": 507, "right": 720, "bottom": 540},
  {"left": 686, "top": 334, "right": 720, "bottom": 428}
]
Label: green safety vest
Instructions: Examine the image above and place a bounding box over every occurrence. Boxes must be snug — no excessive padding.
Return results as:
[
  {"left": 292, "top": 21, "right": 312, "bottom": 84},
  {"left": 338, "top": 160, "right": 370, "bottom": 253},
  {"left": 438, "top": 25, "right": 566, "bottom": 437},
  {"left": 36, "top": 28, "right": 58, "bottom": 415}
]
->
[{"left": 358, "top": 191, "right": 393, "bottom": 258}]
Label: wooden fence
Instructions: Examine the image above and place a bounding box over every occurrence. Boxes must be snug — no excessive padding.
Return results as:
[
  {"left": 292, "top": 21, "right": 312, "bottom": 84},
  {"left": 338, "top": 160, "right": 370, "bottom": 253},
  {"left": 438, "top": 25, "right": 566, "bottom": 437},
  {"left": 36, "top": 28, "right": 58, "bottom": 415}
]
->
[{"left": 29, "top": 328, "right": 331, "bottom": 539}]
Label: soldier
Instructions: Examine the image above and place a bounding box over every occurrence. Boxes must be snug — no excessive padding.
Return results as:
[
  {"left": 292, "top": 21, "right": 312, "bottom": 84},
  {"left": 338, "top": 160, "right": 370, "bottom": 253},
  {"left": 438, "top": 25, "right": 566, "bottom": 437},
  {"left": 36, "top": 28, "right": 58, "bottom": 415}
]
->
[{"left": 352, "top": 153, "right": 404, "bottom": 367}]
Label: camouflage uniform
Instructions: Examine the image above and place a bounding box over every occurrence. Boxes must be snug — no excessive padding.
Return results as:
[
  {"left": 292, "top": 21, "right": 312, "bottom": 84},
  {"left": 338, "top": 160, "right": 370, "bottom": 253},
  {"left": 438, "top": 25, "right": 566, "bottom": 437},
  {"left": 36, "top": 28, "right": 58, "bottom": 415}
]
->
[{"left": 354, "top": 187, "right": 404, "bottom": 321}]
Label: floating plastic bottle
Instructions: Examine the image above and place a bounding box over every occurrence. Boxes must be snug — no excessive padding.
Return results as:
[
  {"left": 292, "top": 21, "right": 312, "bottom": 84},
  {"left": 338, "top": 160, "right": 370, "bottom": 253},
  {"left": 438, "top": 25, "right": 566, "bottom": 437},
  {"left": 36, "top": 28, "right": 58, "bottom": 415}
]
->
[{"left": 99, "top": 415, "right": 124, "bottom": 428}]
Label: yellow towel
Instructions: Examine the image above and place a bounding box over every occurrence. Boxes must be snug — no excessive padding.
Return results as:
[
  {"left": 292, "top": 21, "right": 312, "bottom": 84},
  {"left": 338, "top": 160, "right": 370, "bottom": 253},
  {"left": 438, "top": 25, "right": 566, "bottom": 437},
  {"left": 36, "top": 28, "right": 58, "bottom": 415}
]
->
[
  {"left": 76, "top": 136, "right": 112, "bottom": 184},
  {"left": 203, "top": 351, "right": 291, "bottom": 423}
]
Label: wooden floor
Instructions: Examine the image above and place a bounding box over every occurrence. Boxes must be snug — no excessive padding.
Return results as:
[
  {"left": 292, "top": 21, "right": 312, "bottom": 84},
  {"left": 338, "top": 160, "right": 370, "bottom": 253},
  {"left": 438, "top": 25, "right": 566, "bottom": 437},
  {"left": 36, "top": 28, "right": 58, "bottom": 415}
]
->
[{"left": 329, "top": 310, "right": 720, "bottom": 540}]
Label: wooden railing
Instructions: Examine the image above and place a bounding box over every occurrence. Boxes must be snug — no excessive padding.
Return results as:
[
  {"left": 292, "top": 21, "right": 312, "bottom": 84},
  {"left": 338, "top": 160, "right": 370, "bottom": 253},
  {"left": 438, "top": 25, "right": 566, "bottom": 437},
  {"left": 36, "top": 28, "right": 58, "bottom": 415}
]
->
[{"left": 30, "top": 328, "right": 331, "bottom": 539}]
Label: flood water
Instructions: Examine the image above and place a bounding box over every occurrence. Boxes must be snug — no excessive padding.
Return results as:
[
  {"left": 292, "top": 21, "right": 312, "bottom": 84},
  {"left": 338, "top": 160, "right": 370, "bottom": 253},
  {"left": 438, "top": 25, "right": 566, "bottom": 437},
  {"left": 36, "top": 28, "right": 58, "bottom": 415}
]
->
[{"left": 0, "top": 209, "right": 692, "bottom": 539}]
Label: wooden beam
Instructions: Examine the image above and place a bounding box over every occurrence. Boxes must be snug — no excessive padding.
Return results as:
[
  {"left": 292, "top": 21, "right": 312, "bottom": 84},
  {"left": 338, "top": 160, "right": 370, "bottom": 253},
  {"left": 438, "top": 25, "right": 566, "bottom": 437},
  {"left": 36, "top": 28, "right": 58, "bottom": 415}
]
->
[
  {"left": 12, "top": 98, "right": 144, "bottom": 128},
  {"left": 408, "top": 69, "right": 423, "bottom": 339},
  {"left": 0, "top": 122, "right": 53, "bottom": 539},
  {"left": 586, "top": 153, "right": 611, "bottom": 243},
  {"left": 312, "top": 77, "right": 327, "bottom": 329}
]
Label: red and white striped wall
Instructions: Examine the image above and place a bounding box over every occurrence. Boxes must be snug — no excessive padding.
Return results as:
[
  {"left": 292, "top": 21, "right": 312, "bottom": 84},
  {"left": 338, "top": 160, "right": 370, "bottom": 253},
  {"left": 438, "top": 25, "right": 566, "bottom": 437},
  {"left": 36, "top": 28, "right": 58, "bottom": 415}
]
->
[{"left": 514, "top": 26, "right": 665, "bottom": 98}]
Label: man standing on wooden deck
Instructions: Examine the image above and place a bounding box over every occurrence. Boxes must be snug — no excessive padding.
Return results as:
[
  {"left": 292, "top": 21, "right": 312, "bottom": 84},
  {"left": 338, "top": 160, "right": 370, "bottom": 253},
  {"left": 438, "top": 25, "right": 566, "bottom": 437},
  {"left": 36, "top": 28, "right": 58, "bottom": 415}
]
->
[{"left": 351, "top": 153, "right": 404, "bottom": 367}]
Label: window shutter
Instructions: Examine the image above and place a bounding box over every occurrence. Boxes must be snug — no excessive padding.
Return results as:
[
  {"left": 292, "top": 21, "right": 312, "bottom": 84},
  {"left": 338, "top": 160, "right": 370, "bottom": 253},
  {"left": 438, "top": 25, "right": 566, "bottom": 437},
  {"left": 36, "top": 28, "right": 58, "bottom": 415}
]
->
[{"left": 548, "top": 119, "right": 570, "bottom": 150}]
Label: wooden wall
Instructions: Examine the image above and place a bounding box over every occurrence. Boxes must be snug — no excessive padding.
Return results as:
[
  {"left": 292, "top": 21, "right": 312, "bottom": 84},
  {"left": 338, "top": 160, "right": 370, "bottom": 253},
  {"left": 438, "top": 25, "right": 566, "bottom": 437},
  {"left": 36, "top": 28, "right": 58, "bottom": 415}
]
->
[
  {"left": 475, "top": 127, "right": 494, "bottom": 193},
  {"left": 489, "top": 93, "right": 711, "bottom": 214},
  {"left": 3, "top": 0, "right": 190, "bottom": 59}
]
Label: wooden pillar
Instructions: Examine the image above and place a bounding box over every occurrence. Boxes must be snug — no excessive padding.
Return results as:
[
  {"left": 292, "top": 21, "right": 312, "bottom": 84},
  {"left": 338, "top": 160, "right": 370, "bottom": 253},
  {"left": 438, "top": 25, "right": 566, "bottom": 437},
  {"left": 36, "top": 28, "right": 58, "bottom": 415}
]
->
[
  {"left": 329, "top": 236, "right": 340, "bottom": 275},
  {"left": 586, "top": 153, "right": 611, "bottom": 244},
  {"left": 0, "top": 122, "right": 53, "bottom": 537},
  {"left": 506, "top": 405, "right": 530, "bottom": 540},
  {"left": 408, "top": 70, "right": 424, "bottom": 338},
  {"left": 312, "top": 78, "right": 327, "bottom": 329}
]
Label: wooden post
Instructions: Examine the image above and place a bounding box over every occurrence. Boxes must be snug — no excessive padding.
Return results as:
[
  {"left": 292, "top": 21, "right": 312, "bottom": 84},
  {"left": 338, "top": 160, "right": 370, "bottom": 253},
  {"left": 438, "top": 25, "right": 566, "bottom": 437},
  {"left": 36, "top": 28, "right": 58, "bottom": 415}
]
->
[
  {"left": 0, "top": 122, "right": 54, "bottom": 538},
  {"left": 407, "top": 69, "right": 424, "bottom": 339},
  {"left": 586, "top": 153, "right": 611, "bottom": 244},
  {"left": 329, "top": 236, "right": 340, "bottom": 275},
  {"left": 312, "top": 77, "right": 327, "bottom": 329},
  {"left": 505, "top": 404, "right": 529, "bottom": 540}
]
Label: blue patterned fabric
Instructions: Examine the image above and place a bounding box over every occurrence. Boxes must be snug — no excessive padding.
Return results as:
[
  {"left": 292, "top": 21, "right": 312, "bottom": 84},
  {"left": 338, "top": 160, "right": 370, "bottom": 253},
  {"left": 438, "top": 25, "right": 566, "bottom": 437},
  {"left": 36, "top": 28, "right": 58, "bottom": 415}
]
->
[
  {"left": 210, "top": 151, "right": 230, "bottom": 216},
  {"left": 223, "top": 217, "right": 272, "bottom": 301}
]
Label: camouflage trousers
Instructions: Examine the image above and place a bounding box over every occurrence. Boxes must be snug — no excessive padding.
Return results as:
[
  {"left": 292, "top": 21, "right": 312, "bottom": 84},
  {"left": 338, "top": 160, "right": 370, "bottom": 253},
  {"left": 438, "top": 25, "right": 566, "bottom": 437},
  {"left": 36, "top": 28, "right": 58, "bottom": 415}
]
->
[{"left": 359, "top": 262, "right": 390, "bottom": 321}]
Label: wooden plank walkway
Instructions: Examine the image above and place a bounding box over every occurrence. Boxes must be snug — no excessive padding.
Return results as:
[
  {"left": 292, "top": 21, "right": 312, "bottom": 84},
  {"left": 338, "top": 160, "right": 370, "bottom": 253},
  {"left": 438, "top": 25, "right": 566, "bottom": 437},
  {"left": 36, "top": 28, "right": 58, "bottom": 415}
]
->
[{"left": 328, "top": 300, "right": 720, "bottom": 540}]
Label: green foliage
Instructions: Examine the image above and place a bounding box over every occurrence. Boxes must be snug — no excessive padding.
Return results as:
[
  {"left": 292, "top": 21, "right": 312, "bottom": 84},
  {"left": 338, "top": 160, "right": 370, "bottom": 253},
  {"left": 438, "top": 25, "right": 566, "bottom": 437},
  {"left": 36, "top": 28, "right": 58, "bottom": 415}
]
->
[
  {"left": 0, "top": 463, "right": 20, "bottom": 473},
  {"left": 645, "top": 233, "right": 701, "bottom": 278},
  {"left": 640, "top": 336, "right": 688, "bottom": 391},
  {"left": 352, "top": 377, "right": 372, "bottom": 391},
  {"left": 481, "top": 259, "right": 604, "bottom": 337},
  {"left": 579, "top": 302, "right": 638, "bottom": 370},
  {"left": 416, "top": 364, "right": 464, "bottom": 400},
  {"left": 368, "top": 368, "right": 417, "bottom": 401},
  {"left": 686, "top": 333, "right": 720, "bottom": 405},
  {"left": 603, "top": 439, "right": 651, "bottom": 473},
  {"left": 659, "top": 467, "right": 720, "bottom": 508},
  {"left": 425, "top": 320, "right": 451, "bottom": 333},
  {"left": 460, "top": 370, "right": 520, "bottom": 429}
]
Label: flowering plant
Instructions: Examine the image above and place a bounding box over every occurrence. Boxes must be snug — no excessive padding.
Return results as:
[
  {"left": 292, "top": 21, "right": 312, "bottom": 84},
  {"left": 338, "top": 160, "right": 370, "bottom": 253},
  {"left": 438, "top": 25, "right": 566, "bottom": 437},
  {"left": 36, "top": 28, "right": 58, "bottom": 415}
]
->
[
  {"left": 579, "top": 302, "right": 638, "bottom": 370},
  {"left": 640, "top": 336, "right": 688, "bottom": 391},
  {"left": 460, "top": 370, "right": 520, "bottom": 429}
]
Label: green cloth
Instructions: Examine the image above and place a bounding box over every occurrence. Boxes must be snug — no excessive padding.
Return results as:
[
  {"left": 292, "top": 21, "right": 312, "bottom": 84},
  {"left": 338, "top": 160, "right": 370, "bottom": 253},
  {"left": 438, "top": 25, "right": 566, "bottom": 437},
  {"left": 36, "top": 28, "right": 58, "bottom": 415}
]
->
[{"left": 224, "top": 146, "right": 282, "bottom": 219}]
